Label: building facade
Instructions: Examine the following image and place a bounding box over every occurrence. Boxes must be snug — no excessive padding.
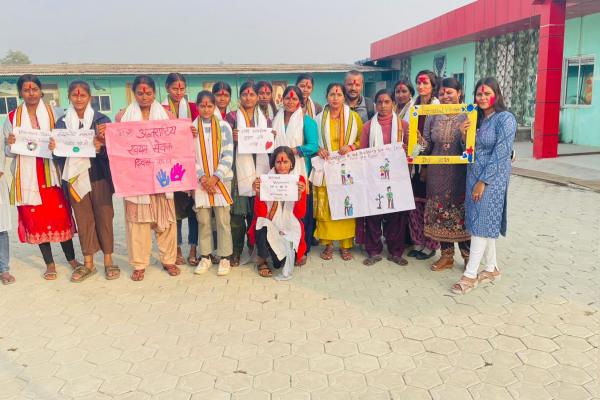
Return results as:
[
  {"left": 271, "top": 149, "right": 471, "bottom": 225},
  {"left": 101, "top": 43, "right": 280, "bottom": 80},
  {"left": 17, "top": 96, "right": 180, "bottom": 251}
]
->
[
  {"left": 369, "top": 0, "right": 600, "bottom": 158},
  {"left": 0, "top": 64, "right": 386, "bottom": 125}
]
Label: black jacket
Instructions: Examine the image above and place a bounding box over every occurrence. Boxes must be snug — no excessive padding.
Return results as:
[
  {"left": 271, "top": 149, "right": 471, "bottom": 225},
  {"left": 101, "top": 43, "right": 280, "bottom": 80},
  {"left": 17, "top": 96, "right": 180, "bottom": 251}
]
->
[{"left": 54, "top": 110, "right": 114, "bottom": 194}]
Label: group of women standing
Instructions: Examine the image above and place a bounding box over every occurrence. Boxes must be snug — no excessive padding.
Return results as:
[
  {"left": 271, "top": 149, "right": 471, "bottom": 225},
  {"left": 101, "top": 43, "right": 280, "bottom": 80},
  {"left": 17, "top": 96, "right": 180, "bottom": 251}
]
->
[{"left": 0, "top": 70, "right": 516, "bottom": 295}]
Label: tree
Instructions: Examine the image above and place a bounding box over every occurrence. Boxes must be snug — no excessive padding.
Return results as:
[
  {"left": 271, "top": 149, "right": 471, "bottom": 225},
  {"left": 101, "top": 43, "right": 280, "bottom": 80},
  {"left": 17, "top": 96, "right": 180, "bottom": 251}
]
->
[{"left": 0, "top": 50, "right": 31, "bottom": 65}]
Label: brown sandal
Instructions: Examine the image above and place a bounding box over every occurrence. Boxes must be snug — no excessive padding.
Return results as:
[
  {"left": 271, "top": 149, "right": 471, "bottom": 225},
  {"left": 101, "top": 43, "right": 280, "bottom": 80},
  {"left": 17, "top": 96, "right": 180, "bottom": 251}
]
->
[
  {"left": 340, "top": 248, "right": 353, "bottom": 261},
  {"left": 257, "top": 263, "right": 272, "bottom": 277},
  {"left": 162, "top": 264, "right": 181, "bottom": 276},
  {"left": 478, "top": 267, "right": 501, "bottom": 284},
  {"left": 131, "top": 269, "right": 145, "bottom": 281},
  {"left": 451, "top": 276, "right": 478, "bottom": 294},
  {"left": 363, "top": 255, "right": 382, "bottom": 266},
  {"left": 431, "top": 255, "right": 454, "bottom": 271},
  {"left": 320, "top": 245, "right": 334, "bottom": 261},
  {"left": 71, "top": 265, "right": 97, "bottom": 283},
  {"left": 1, "top": 273, "right": 15, "bottom": 285},
  {"left": 387, "top": 255, "right": 408, "bottom": 266},
  {"left": 230, "top": 254, "right": 240, "bottom": 267},
  {"left": 104, "top": 265, "right": 121, "bottom": 280}
]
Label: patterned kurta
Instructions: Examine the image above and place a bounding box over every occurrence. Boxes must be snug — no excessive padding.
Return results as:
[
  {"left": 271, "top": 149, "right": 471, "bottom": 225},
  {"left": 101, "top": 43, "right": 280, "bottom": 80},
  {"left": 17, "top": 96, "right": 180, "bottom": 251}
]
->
[
  {"left": 465, "top": 111, "right": 517, "bottom": 238},
  {"left": 423, "top": 114, "right": 470, "bottom": 242}
]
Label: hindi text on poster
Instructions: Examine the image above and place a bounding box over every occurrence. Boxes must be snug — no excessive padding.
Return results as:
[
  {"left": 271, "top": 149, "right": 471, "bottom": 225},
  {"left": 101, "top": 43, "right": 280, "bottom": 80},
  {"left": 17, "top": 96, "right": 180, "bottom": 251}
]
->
[{"left": 105, "top": 119, "right": 196, "bottom": 197}]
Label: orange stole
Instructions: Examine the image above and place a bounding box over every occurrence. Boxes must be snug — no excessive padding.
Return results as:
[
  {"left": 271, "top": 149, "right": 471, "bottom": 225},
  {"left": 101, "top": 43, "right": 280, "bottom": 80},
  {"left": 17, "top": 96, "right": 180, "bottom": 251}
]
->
[{"left": 197, "top": 116, "right": 233, "bottom": 206}]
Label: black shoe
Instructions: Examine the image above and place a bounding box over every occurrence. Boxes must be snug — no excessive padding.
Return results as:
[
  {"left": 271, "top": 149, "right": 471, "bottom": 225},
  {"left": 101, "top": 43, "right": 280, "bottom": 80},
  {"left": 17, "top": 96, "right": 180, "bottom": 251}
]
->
[
  {"left": 415, "top": 250, "right": 436, "bottom": 260},
  {"left": 407, "top": 249, "right": 421, "bottom": 258}
]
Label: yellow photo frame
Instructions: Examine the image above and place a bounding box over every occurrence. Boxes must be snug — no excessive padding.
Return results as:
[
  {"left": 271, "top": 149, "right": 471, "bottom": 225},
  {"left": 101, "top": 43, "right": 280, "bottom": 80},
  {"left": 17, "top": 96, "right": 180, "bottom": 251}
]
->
[{"left": 407, "top": 103, "right": 478, "bottom": 164}]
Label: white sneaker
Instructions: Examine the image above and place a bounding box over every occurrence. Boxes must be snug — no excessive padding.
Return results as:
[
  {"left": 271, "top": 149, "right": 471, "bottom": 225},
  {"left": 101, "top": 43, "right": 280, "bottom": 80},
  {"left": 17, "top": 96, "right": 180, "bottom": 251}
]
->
[
  {"left": 194, "top": 258, "right": 211, "bottom": 275},
  {"left": 217, "top": 258, "right": 231, "bottom": 276}
]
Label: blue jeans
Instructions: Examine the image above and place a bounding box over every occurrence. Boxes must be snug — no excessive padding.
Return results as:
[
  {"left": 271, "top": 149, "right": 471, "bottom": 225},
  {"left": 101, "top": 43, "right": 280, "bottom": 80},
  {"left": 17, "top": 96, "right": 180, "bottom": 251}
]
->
[
  {"left": 177, "top": 215, "right": 199, "bottom": 246},
  {"left": 0, "top": 231, "right": 9, "bottom": 273}
]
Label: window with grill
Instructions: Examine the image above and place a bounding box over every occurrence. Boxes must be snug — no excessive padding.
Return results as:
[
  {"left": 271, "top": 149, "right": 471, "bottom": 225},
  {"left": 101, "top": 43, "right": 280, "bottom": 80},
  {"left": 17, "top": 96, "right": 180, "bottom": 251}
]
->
[{"left": 564, "top": 56, "right": 594, "bottom": 106}]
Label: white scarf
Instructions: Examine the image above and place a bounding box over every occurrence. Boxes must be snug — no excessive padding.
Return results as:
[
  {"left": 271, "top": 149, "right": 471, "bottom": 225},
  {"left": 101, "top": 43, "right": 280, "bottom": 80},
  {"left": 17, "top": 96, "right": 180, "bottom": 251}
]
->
[
  {"left": 255, "top": 169, "right": 302, "bottom": 261},
  {"left": 120, "top": 100, "right": 172, "bottom": 204},
  {"left": 369, "top": 112, "right": 400, "bottom": 148},
  {"left": 235, "top": 107, "right": 270, "bottom": 197},
  {"left": 11, "top": 102, "right": 61, "bottom": 206},
  {"left": 61, "top": 103, "right": 95, "bottom": 201},
  {"left": 314, "top": 104, "right": 358, "bottom": 152},
  {"left": 272, "top": 108, "right": 307, "bottom": 181},
  {"left": 161, "top": 96, "right": 190, "bottom": 119},
  {"left": 310, "top": 105, "right": 358, "bottom": 187}
]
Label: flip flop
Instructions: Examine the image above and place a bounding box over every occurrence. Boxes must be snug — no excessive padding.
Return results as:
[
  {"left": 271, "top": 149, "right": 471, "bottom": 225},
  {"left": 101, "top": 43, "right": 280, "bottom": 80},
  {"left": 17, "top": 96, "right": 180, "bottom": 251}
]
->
[
  {"left": 1, "top": 274, "right": 15, "bottom": 285},
  {"left": 43, "top": 271, "right": 57, "bottom": 280}
]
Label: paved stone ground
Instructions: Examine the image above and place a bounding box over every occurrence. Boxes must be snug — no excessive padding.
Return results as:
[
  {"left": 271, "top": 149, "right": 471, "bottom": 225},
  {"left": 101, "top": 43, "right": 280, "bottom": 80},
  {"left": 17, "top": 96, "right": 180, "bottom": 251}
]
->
[{"left": 0, "top": 176, "right": 599, "bottom": 400}]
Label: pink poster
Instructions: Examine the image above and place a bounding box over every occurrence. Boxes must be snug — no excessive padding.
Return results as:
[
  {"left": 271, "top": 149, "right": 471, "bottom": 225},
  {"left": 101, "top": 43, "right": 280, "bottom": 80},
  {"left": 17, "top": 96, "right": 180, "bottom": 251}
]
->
[{"left": 105, "top": 119, "right": 197, "bottom": 197}]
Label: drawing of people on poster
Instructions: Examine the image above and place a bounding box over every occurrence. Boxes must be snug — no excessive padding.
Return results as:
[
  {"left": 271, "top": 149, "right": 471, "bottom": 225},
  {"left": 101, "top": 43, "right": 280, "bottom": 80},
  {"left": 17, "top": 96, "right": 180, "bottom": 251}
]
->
[
  {"left": 375, "top": 193, "right": 384, "bottom": 209},
  {"left": 386, "top": 186, "right": 394, "bottom": 209}
]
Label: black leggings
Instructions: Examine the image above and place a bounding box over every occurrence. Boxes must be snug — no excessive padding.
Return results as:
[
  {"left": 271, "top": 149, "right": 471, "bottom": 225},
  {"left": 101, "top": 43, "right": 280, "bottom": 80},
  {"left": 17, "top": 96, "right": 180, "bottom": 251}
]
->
[
  {"left": 255, "top": 227, "right": 285, "bottom": 269},
  {"left": 38, "top": 240, "right": 76, "bottom": 265}
]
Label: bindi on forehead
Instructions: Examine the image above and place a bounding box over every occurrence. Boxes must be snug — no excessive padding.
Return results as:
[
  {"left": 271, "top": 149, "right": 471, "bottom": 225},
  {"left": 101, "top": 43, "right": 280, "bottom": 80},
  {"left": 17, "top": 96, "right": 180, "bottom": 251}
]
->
[
  {"left": 418, "top": 75, "right": 429, "bottom": 84},
  {"left": 288, "top": 91, "right": 295, "bottom": 98},
  {"left": 201, "top": 100, "right": 211, "bottom": 107},
  {"left": 218, "top": 90, "right": 227, "bottom": 96},
  {"left": 26, "top": 83, "right": 34, "bottom": 90},
  {"left": 139, "top": 84, "right": 150, "bottom": 94},
  {"left": 277, "top": 155, "right": 287, "bottom": 162}
]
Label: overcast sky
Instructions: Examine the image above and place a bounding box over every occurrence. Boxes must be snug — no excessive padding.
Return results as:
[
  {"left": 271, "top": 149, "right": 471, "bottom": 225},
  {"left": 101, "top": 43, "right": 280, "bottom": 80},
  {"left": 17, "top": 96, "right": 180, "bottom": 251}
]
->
[{"left": 2, "top": 0, "right": 473, "bottom": 64}]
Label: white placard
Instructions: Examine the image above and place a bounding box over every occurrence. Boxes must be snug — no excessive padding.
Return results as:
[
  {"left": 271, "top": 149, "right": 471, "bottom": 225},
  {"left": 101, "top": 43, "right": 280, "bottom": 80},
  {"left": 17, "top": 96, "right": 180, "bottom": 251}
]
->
[
  {"left": 52, "top": 129, "right": 96, "bottom": 158},
  {"left": 10, "top": 127, "right": 53, "bottom": 159},
  {"left": 238, "top": 127, "right": 275, "bottom": 154},
  {"left": 260, "top": 174, "right": 299, "bottom": 202},
  {"left": 323, "top": 143, "right": 415, "bottom": 220}
]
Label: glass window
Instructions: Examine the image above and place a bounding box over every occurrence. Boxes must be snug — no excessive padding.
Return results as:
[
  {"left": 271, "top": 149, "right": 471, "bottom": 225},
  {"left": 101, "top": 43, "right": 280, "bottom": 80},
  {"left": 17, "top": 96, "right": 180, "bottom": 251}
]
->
[
  {"left": 0, "top": 96, "right": 18, "bottom": 115},
  {"left": 91, "top": 95, "right": 112, "bottom": 112},
  {"left": 564, "top": 56, "right": 594, "bottom": 106}
]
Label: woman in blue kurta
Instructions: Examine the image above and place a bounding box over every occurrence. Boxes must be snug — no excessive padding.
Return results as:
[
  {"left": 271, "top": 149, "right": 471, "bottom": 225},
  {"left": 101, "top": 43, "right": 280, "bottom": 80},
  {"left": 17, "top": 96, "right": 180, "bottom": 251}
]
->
[{"left": 452, "top": 77, "right": 517, "bottom": 294}]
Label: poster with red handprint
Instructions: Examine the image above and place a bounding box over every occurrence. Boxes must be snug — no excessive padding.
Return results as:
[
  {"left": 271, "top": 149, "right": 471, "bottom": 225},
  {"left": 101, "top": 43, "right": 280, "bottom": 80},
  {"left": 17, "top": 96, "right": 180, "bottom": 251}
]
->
[{"left": 105, "top": 119, "right": 196, "bottom": 197}]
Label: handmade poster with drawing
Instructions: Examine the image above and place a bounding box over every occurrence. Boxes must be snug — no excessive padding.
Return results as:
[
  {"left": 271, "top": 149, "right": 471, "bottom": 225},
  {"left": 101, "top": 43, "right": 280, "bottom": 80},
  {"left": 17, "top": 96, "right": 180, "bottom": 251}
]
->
[
  {"left": 260, "top": 174, "right": 299, "bottom": 202},
  {"left": 323, "top": 143, "right": 415, "bottom": 220},
  {"left": 11, "top": 127, "right": 53, "bottom": 159},
  {"left": 105, "top": 119, "right": 196, "bottom": 197},
  {"left": 238, "top": 127, "right": 275, "bottom": 154},
  {"left": 52, "top": 129, "right": 96, "bottom": 158}
]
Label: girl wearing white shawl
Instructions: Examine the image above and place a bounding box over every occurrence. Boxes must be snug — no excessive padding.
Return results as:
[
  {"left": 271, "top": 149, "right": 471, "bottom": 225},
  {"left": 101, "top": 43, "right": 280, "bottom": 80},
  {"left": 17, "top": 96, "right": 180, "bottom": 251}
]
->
[
  {"left": 248, "top": 147, "right": 307, "bottom": 280},
  {"left": 3, "top": 74, "right": 81, "bottom": 280},
  {"left": 116, "top": 75, "right": 189, "bottom": 281},
  {"left": 311, "top": 83, "right": 362, "bottom": 262},
  {"left": 161, "top": 73, "right": 200, "bottom": 267},
  {"left": 271, "top": 86, "right": 319, "bottom": 265},
  {"left": 296, "top": 73, "right": 323, "bottom": 119},
  {"left": 359, "top": 89, "right": 411, "bottom": 267},
  {"left": 53, "top": 80, "right": 119, "bottom": 282},
  {"left": 192, "top": 91, "right": 234, "bottom": 277},
  {"left": 227, "top": 82, "right": 272, "bottom": 266}
]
